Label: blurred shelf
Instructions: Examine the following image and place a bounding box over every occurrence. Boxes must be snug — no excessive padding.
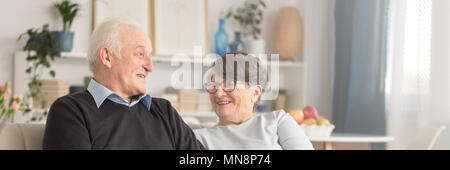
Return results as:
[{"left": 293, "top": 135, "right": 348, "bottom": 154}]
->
[
  {"left": 308, "top": 133, "right": 395, "bottom": 143},
  {"left": 276, "top": 60, "right": 306, "bottom": 68},
  {"left": 18, "top": 52, "right": 305, "bottom": 68},
  {"left": 15, "top": 51, "right": 88, "bottom": 59},
  {"left": 152, "top": 56, "right": 213, "bottom": 66},
  {"left": 179, "top": 111, "right": 217, "bottom": 118},
  {"left": 60, "top": 52, "right": 88, "bottom": 59},
  {"left": 152, "top": 56, "right": 305, "bottom": 68}
]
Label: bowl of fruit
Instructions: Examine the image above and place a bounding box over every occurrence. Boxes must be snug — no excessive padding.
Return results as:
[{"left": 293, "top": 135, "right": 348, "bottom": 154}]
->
[{"left": 289, "top": 106, "right": 335, "bottom": 138}]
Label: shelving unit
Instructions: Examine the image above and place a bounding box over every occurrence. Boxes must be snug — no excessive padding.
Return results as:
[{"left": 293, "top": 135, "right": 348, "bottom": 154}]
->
[
  {"left": 13, "top": 52, "right": 307, "bottom": 123},
  {"left": 151, "top": 56, "right": 305, "bottom": 68},
  {"left": 59, "top": 52, "right": 88, "bottom": 59},
  {"left": 34, "top": 52, "right": 306, "bottom": 68}
]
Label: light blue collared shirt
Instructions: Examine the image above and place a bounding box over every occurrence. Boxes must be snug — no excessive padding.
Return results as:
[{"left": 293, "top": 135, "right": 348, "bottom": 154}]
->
[{"left": 87, "top": 79, "right": 151, "bottom": 110}]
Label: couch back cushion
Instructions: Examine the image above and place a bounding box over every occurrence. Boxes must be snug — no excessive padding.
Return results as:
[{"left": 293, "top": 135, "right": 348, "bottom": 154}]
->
[
  {"left": 19, "top": 124, "right": 45, "bottom": 150},
  {"left": 0, "top": 123, "right": 45, "bottom": 150}
]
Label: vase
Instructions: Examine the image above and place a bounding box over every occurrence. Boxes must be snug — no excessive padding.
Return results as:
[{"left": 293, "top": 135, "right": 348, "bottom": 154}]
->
[
  {"left": 53, "top": 31, "right": 74, "bottom": 52},
  {"left": 229, "top": 32, "right": 245, "bottom": 52},
  {"left": 273, "top": 7, "right": 303, "bottom": 60},
  {"left": 245, "top": 38, "right": 266, "bottom": 55},
  {"left": 214, "top": 18, "right": 228, "bottom": 56}
]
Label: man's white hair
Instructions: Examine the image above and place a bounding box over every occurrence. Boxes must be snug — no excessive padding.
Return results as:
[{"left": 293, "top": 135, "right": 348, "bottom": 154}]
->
[{"left": 87, "top": 18, "right": 141, "bottom": 73}]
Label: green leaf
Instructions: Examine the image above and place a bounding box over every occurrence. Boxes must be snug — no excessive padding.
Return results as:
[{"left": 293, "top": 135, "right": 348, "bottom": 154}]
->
[
  {"left": 260, "top": 0, "right": 266, "bottom": 8},
  {"left": 49, "top": 70, "right": 55, "bottom": 77},
  {"left": 255, "top": 28, "right": 261, "bottom": 33},
  {"left": 226, "top": 12, "right": 232, "bottom": 19},
  {"left": 54, "top": 0, "right": 79, "bottom": 31}
]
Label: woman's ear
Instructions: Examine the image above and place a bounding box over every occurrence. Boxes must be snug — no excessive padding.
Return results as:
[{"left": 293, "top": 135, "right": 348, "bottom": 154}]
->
[
  {"left": 99, "top": 47, "right": 113, "bottom": 69},
  {"left": 251, "top": 85, "right": 262, "bottom": 103}
]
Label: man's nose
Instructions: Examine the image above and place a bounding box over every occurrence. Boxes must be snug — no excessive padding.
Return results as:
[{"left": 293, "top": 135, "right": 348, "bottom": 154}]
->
[{"left": 143, "top": 56, "right": 153, "bottom": 72}]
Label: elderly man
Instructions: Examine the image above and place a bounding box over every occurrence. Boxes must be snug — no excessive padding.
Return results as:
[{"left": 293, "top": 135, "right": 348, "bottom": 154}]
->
[{"left": 42, "top": 19, "right": 205, "bottom": 150}]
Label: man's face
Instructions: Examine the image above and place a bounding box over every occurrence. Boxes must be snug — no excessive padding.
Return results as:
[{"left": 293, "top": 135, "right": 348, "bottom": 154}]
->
[{"left": 110, "top": 26, "right": 153, "bottom": 97}]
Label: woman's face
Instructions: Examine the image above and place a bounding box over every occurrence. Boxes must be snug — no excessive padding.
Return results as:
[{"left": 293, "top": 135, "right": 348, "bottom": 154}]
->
[{"left": 209, "top": 76, "right": 262, "bottom": 125}]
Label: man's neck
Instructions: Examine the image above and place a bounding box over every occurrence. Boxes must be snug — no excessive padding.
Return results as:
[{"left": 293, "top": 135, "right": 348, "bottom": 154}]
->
[{"left": 92, "top": 76, "right": 132, "bottom": 103}]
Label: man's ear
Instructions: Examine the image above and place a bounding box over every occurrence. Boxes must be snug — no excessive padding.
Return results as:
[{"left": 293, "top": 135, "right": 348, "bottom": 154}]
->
[
  {"left": 251, "top": 85, "right": 262, "bottom": 103},
  {"left": 99, "top": 47, "right": 113, "bottom": 69}
]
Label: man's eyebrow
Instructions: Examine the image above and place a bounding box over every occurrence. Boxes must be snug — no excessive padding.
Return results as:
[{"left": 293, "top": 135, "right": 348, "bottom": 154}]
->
[
  {"left": 135, "top": 45, "right": 151, "bottom": 51},
  {"left": 135, "top": 45, "right": 152, "bottom": 55},
  {"left": 136, "top": 45, "right": 146, "bottom": 48}
]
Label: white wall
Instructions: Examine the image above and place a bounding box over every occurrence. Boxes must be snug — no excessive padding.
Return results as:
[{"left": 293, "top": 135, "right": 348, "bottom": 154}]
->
[
  {"left": 0, "top": 0, "right": 92, "bottom": 86},
  {"left": 301, "top": 0, "right": 335, "bottom": 120},
  {"left": 0, "top": 0, "right": 335, "bottom": 121}
]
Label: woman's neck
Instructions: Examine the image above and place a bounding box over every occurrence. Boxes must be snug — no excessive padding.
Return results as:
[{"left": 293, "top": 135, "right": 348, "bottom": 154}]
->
[{"left": 218, "top": 115, "right": 252, "bottom": 126}]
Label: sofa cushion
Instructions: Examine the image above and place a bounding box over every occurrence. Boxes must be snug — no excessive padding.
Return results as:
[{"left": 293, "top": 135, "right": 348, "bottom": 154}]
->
[
  {"left": 0, "top": 124, "right": 26, "bottom": 150},
  {"left": 0, "top": 123, "right": 45, "bottom": 150},
  {"left": 18, "top": 123, "right": 45, "bottom": 150}
]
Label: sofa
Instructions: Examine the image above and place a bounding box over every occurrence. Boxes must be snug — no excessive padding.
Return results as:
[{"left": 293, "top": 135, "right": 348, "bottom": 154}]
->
[
  {"left": 0, "top": 123, "right": 45, "bottom": 150},
  {"left": 0, "top": 122, "right": 210, "bottom": 150}
]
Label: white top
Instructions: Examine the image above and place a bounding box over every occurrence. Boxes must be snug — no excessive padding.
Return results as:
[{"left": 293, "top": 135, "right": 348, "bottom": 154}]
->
[
  {"left": 309, "top": 133, "right": 395, "bottom": 143},
  {"left": 193, "top": 110, "right": 314, "bottom": 150}
]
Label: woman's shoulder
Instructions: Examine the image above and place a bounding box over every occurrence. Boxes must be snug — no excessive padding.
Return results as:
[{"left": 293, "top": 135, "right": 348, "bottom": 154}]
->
[
  {"left": 250, "top": 110, "right": 292, "bottom": 128},
  {"left": 258, "top": 110, "right": 289, "bottom": 121}
]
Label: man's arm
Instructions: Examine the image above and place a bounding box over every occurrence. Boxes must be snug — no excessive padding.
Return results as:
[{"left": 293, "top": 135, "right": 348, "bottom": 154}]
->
[
  {"left": 164, "top": 100, "right": 205, "bottom": 150},
  {"left": 42, "top": 97, "right": 92, "bottom": 150}
]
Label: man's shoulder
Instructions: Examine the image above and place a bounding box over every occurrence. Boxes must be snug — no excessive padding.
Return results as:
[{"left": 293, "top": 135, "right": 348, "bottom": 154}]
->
[
  {"left": 52, "top": 90, "right": 94, "bottom": 107},
  {"left": 149, "top": 97, "right": 181, "bottom": 118},
  {"left": 150, "top": 97, "right": 171, "bottom": 107}
]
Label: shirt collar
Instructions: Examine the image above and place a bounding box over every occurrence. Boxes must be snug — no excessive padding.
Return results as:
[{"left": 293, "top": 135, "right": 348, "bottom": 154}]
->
[{"left": 87, "top": 78, "right": 151, "bottom": 110}]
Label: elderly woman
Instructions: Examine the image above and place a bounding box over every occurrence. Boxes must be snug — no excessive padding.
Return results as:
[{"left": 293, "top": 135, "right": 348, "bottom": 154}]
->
[{"left": 194, "top": 52, "right": 313, "bottom": 150}]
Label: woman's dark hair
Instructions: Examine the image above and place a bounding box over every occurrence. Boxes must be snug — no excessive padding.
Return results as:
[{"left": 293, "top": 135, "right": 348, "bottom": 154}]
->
[{"left": 211, "top": 51, "right": 267, "bottom": 87}]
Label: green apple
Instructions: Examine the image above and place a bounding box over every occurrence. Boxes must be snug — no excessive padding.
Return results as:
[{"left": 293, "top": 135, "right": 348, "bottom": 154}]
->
[{"left": 317, "top": 119, "right": 331, "bottom": 126}]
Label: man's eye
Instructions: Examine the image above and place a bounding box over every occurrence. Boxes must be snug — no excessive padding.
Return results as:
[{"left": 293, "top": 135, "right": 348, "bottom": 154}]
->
[{"left": 138, "top": 52, "right": 144, "bottom": 56}]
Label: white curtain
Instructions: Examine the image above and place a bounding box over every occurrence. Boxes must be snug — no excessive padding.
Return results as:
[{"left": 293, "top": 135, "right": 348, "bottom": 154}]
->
[{"left": 386, "top": 0, "right": 450, "bottom": 149}]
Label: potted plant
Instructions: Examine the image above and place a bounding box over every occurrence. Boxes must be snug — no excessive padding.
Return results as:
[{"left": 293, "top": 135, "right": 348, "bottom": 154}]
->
[
  {"left": 54, "top": 0, "right": 79, "bottom": 52},
  {"left": 18, "top": 24, "right": 61, "bottom": 122},
  {"left": 0, "top": 82, "right": 24, "bottom": 130},
  {"left": 226, "top": 0, "right": 266, "bottom": 54}
]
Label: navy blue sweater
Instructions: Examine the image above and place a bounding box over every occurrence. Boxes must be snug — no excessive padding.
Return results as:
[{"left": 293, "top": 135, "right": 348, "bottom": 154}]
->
[{"left": 43, "top": 90, "right": 205, "bottom": 150}]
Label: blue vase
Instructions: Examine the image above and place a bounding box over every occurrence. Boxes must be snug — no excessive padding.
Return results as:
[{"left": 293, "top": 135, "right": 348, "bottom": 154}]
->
[
  {"left": 53, "top": 31, "right": 74, "bottom": 52},
  {"left": 256, "top": 103, "right": 267, "bottom": 113},
  {"left": 215, "top": 19, "right": 228, "bottom": 56},
  {"left": 229, "top": 32, "right": 245, "bottom": 52}
]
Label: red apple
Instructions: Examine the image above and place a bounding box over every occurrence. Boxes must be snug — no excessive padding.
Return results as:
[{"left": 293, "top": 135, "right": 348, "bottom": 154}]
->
[
  {"left": 288, "top": 110, "right": 304, "bottom": 124},
  {"left": 303, "top": 106, "right": 319, "bottom": 120}
]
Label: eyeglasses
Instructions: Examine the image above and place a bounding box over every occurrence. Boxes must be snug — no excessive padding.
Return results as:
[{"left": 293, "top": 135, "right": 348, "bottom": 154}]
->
[{"left": 204, "top": 81, "right": 247, "bottom": 94}]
